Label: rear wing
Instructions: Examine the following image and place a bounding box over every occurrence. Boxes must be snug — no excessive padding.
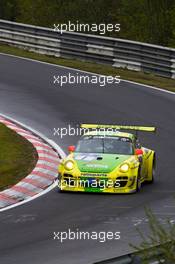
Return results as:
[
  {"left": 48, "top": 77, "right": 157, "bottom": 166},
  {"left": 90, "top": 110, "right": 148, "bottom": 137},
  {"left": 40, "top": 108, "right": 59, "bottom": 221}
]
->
[{"left": 81, "top": 124, "right": 156, "bottom": 132}]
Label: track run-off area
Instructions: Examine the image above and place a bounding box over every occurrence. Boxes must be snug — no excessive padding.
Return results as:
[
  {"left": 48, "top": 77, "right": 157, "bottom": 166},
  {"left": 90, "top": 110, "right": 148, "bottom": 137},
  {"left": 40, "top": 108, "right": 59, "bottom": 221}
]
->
[{"left": 0, "top": 53, "right": 175, "bottom": 264}]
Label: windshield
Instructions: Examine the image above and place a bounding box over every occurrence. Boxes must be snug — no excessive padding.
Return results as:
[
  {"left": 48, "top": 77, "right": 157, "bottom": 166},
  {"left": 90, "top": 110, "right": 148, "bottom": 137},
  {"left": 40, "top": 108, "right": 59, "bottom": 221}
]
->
[{"left": 75, "top": 136, "right": 134, "bottom": 155}]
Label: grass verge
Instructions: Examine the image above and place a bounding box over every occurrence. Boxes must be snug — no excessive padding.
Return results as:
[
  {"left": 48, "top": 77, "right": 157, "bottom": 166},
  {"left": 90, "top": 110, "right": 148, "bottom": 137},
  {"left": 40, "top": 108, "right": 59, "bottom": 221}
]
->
[
  {"left": 0, "top": 123, "right": 38, "bottom": 191},
  {"left": 0, "top": 43, "right": 174, "bottom": 92}
]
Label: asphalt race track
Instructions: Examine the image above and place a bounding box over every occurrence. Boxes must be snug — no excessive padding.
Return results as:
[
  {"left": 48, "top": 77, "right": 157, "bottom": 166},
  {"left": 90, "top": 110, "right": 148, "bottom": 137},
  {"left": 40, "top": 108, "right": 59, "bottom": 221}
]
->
[{"left": 0, "top": 53, "right": 175, "bottom": 264}]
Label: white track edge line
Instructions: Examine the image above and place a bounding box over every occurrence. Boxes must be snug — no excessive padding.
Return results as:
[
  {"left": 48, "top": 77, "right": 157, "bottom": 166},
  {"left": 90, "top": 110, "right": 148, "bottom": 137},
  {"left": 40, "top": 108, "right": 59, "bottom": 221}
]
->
[{"left": 0, "top": 52, "right": 174, "bottom": 95}]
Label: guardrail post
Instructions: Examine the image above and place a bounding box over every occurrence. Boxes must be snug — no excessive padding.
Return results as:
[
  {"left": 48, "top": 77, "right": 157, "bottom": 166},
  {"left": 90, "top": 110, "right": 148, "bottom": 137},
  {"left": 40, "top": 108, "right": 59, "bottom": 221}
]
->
[{"left": 171, "top": 59, "right": 175, "bottom": 79}]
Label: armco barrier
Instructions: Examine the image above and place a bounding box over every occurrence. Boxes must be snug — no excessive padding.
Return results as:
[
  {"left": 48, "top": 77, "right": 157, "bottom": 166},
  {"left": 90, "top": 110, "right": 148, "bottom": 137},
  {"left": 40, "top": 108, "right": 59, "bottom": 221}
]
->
[
  {"left": 93, "top": 242, "right": 174, "bottom": 264},
  {"left": 0, "top": 19, "right": 175, "bottom": 79},
  {"left": 93, "top": 254, "right": 162, "bottom": 264}
]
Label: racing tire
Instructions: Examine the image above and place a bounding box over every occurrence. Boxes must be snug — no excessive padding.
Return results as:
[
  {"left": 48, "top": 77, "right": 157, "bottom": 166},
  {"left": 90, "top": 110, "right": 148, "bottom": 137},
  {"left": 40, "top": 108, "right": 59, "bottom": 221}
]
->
[
  {"left": 136, "top": 175, "right": 142, "bottom": 192},
  {"left": 58, "top": 187, "right": 66, "bottom": 193}
]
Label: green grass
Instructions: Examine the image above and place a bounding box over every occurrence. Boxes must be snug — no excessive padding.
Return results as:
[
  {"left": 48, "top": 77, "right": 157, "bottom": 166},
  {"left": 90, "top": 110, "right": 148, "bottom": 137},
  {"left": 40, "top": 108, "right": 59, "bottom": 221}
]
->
[
  {"left": 0, "top": 123, "right": 38, "bottom": 191},
  {"left": 0, "top": 43, "right": 175, "bottom": 92}
]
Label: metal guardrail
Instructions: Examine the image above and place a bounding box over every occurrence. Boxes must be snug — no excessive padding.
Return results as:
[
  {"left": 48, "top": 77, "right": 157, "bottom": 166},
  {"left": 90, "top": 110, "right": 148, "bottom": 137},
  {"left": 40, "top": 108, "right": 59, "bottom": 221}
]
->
[
  {"left": 0, "top": 19, "right": 175, "bottom": 79},
  {"left": 93, "top": 242, "right": 175, "bottom": 264},
  {"left": 93, "top": 252, "right": 163, "bottom": 264}
]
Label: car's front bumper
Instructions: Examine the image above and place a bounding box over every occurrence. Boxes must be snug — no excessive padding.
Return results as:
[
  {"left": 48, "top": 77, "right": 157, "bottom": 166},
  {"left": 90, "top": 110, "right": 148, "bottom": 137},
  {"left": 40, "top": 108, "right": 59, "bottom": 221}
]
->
[{"left": 58, "top": 174, "right": 137, "bottom": 194}]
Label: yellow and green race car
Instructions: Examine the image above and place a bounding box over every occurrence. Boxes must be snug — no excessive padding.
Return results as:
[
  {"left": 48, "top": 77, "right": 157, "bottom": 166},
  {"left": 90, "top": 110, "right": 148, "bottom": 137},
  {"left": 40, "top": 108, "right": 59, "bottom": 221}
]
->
[{"left": 58, "top": 124, "right": 156, "bottom": 194}]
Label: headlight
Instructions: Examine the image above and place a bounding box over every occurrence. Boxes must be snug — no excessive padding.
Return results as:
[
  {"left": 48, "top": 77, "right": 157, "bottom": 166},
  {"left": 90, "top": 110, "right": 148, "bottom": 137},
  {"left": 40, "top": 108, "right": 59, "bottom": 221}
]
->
[
  {"left": 64, "top": 160, "right": 74, "bottom": 170},
  {"left": 120, "top": 163, "right": 129, "bottom": 173}
]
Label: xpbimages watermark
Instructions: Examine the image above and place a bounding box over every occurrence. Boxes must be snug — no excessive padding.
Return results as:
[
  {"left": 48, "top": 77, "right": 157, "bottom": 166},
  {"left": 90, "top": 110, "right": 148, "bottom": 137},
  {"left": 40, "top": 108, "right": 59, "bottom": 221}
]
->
[
  {"left": 53, "top": 21, "right": 120, "bottom": 35},
  {"left": 53, "top": 229, "right": 121, "bottom": 243},
  {"left": 53, "top": 125, "right": 118, "bottom": 139},
  {"left": 53, "top": 73, "right": 120, "bottom": 87},
  {"left": 58, "top": 178, "right": 121, "bottom": 190}
]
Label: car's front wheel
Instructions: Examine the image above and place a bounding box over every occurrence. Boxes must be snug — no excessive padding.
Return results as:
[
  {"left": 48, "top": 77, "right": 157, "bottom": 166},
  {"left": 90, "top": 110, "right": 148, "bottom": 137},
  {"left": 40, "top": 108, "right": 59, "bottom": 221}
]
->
[
  {"left": 136, "top": 175, "right": 142, "bottom": 192},
  {"left": 136, "top": 169, "right": 142, "bottom": 192}
]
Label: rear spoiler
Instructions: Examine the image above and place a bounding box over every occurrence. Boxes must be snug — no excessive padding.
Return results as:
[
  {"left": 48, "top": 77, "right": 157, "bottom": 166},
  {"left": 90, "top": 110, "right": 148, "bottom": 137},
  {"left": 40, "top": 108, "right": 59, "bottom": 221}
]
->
[{"left": 81, "top": 124, "right": 156, "bottom": 132}]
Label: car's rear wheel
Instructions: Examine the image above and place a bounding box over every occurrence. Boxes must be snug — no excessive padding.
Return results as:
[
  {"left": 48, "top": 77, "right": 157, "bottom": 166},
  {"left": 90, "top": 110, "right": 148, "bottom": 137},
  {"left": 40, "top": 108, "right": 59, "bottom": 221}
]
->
[{"left": 148, "top": 155, "right": 156, "bottom": 184}]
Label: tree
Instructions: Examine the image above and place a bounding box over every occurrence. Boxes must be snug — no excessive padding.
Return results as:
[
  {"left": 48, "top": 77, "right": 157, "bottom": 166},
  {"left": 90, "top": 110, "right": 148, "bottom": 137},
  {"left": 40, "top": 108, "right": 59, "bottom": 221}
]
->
[
  {"left": 1, "top": 0, "right": 175, "bottom": 47},
  {"left": 132, "top": 208, "right": 175, "bottom": 263},
  {"left": 0, "top": 0, "right": 18, "bottom": 20}
]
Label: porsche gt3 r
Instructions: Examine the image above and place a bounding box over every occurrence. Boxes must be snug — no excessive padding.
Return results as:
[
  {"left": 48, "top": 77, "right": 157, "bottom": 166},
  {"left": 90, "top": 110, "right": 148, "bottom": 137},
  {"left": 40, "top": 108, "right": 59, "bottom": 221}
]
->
[{"left": 58, "top": 124, "right": 156, "bottom": 194}]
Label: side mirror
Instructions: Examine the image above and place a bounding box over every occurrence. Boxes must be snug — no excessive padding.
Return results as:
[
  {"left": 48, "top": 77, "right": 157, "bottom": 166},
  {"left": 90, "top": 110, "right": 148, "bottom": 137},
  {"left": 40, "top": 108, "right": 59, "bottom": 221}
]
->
[
  {"left": 135, "top": 149, "right": 143, "bottom": 156},
  {"left": 68, "top": 145, "right": 75, "bottom": 152}
]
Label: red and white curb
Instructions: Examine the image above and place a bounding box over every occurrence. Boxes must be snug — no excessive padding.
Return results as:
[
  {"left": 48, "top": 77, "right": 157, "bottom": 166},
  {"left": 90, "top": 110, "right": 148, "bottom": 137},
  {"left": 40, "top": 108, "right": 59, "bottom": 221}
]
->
[{"left": 0, "top": 114, "right": 65, "bottom": 211}]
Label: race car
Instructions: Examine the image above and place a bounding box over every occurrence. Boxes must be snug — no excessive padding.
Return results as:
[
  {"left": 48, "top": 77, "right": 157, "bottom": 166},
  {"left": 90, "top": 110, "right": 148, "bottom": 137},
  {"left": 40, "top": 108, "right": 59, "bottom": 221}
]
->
[{"left": 58, "top": 124, "right": 156, "bottom": 194}]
